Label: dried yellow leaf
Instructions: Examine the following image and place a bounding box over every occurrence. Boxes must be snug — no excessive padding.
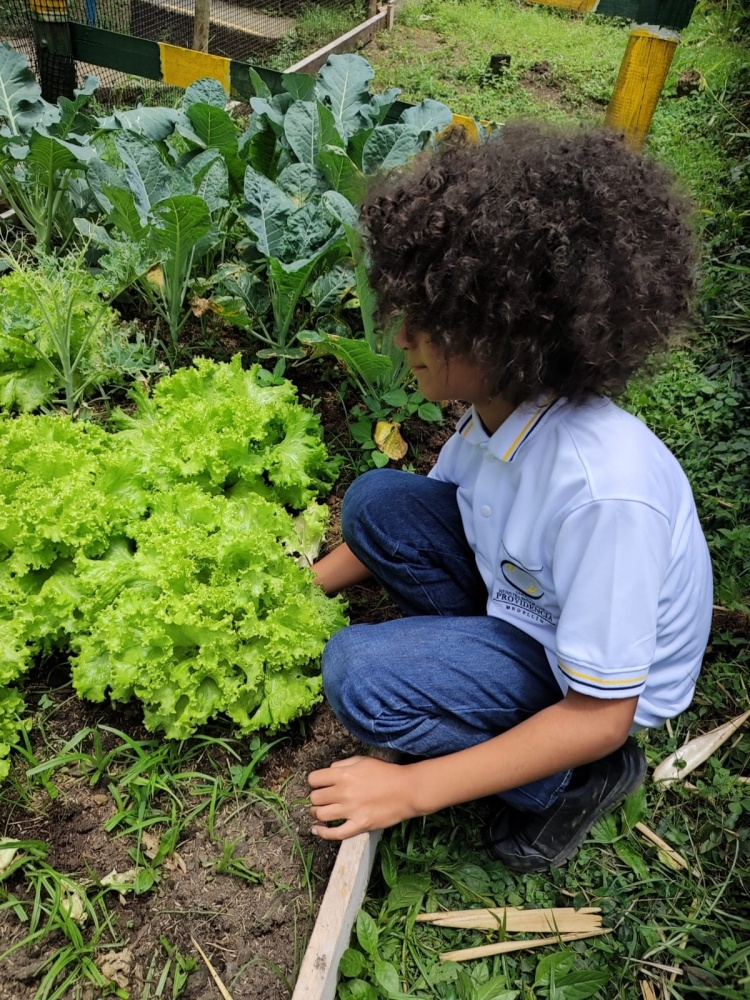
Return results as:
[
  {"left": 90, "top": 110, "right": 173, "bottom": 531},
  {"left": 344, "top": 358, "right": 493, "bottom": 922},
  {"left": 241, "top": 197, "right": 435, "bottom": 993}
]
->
[
  {"left": 146, "top": 265, "right": 164, "bottom": 290},
  {"left": 374, "top": 420, "right": 408, "bottom": 461},
  {"left": 191, "top": 295, "right": 212, "bottom": 317}
]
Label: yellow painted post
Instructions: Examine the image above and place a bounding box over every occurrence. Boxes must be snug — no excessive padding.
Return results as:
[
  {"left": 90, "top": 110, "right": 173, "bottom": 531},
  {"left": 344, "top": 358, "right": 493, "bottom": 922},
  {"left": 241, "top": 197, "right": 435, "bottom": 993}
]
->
[{"left": 604, "top": 24, "right": 680, "bottom": 147}]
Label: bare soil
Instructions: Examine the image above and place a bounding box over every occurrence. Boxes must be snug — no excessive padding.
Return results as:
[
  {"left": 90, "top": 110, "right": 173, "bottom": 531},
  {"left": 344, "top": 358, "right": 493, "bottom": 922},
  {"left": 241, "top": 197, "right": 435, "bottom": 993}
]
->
[{"left": 0, "top": 695, "right": 361, "bottom": 1000}]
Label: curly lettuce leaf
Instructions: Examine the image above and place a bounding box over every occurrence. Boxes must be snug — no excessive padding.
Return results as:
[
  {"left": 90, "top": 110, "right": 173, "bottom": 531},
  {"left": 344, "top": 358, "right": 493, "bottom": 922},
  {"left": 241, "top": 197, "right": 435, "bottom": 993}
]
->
[
  {"left": 71, "top": 484, "right": 346, "bottom": 737},
  {"left": 112, "top": 354, "right": 341, "bottom": 508}
]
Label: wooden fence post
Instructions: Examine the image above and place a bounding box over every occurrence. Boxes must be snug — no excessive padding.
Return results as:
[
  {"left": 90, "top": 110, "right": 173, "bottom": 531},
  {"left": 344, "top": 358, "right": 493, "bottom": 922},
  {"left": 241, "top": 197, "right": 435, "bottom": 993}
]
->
[
  {"left": 28, "top": 0, "right": 76, "bottom": 101},
  {"left": 193, "top": 0, "right": 211, "bottom": 53},
  {"left": 604, "top": 24, "right": 679, "bottom": 146}
]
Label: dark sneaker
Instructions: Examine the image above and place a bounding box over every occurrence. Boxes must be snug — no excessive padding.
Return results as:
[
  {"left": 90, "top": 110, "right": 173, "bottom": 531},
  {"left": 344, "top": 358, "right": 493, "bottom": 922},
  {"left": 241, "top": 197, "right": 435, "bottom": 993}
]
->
[{"left": 484, "top": 737, "right": 647, "bottom": 873}]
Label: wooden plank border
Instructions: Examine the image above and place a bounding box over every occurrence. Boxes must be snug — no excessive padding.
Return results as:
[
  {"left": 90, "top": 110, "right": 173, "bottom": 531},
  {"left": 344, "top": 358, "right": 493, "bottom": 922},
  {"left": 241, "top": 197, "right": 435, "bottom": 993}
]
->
[
  {"left": 292, "top": 831, "right": 383, "bottom": 1000},
  {"left": 286, "top": 5, "right": 392, "bottom": 76}
]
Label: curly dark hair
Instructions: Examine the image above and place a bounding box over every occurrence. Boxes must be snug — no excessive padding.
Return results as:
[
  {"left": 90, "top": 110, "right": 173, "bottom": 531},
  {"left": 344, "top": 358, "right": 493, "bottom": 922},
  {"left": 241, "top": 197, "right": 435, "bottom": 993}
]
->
[{"left": 361, "top": 122, "right": 696, "bottom": 402}]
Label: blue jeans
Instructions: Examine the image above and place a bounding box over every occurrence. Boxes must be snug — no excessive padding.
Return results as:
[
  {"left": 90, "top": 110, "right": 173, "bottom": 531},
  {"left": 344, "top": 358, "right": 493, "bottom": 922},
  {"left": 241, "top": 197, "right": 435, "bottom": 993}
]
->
[{"left": 322, "top": 468, "right": 573, "bottom": 813}]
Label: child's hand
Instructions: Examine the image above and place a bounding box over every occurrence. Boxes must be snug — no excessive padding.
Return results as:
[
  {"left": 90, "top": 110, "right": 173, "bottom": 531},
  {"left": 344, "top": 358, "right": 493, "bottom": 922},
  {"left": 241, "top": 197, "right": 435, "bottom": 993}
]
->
[{"left": 308, "top": 756, "right": 418, "bottom": 840}]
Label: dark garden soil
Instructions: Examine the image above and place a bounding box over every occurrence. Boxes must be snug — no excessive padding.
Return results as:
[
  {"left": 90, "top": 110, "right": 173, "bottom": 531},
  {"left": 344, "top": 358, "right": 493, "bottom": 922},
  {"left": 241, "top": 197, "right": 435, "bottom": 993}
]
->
[{"left": 0, "top": 696, "right": 361, "bottom": 1000}]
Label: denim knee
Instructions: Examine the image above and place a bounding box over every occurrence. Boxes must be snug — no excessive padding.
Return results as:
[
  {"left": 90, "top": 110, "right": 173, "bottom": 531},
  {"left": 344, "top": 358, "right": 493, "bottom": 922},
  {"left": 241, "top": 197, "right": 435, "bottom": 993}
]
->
[
  {"left": 321, "top": 625, "right": 379, "bottom": 737},
  {"left": 340, "top": 468, "right": 394, "bottom": 552}
]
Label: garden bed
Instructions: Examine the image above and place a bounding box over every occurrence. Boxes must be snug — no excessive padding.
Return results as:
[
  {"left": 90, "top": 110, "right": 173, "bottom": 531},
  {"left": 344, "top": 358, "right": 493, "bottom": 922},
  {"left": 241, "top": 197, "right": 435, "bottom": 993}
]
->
[{"left": 1, "top": 3, "right": 749, "bottom": 997}]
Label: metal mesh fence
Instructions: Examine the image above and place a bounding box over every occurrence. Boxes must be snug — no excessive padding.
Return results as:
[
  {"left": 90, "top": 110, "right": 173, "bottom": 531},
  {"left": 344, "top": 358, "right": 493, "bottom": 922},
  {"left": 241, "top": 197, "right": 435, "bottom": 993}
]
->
[{"left": 1, "top": 0, "right": 369, "bottom": 94}]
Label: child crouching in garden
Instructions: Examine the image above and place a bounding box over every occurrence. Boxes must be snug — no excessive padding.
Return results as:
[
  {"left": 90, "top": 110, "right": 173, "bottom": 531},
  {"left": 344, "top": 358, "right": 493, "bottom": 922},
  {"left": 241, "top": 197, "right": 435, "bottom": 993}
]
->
[{"left": 307, "top": 123, "right": 713, "bottom": 872}]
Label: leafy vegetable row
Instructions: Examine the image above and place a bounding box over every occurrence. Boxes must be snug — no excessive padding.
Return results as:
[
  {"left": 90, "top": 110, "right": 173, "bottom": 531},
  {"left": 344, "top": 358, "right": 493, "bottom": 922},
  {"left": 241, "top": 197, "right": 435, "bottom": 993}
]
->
[{"left": 1, "top": 45, "right": 451, "bottom": 445}]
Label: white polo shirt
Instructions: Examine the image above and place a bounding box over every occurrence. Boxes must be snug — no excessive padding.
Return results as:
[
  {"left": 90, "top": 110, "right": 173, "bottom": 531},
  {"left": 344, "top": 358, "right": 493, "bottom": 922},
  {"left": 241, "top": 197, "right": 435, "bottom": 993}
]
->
[{"left": 429, "top": 394, "right": 713, "bottom": 729}]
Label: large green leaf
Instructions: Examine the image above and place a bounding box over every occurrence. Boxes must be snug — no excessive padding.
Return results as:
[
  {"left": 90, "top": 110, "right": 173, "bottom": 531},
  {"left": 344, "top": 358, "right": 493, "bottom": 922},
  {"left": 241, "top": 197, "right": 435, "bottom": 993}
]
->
[
  {"left": 87, "top": 157, "right": 138, "bottom": 220},
  {"left": 241, "top": 124, "right": 278, "bottom": 179},
  {"left": 148, "top": 195, "right": 214, "bottom": 270},
  {"left": 299, "top": 331, "right": 392, "bottom": 396},
  {"left": 97, "top": 106, "right": 182, "bottom": 140},
  {"left": 102, "top": 185, "right": 147, "bottom": 240},
  {"left": 361, "top": 123, "right": 428, "bottom": 175},
  {"left": 248, "top": 67, "right": 272, "bottom": 99},
  {"left": 26, "top": 132, "right": 86, "bottom": 177},
  {"left": 185, "top": 103, "right": 238, "bottom": 153},
  {"left": 239, "top": 167, "right": 295, "bottom": 257},
  {"left": 284, "top": 101, "right": 322, "bottom": 166},
  {"left": 282, "top": 72, "right": 316, "bottom": 102},
  {"left": 318, "top": 101, "right": 345, "bottom": 149},
  {"left": 183, "top": 77, "right": 228, "bottom": 110},
  {"left": 276, "top": 162, "right": 325, "bottom": 204},
  {"left": 0, "top": 44, "right": 49, "bottom": 135},
  {"left": 308, "top": 263, "right": 354, "bottom": 311},
  {"left": 315, "top": 54, "right": 374, "bottom": 139},
  {"left": 346, "top": 126, "right": 373, "bottom": 170},
  {"left": 318, "top": 146, "right": 365, "bottom": 204},
  {"left": 185, "top": 149, "right": 229, "bottom": 213},
  {"left": 282, "top": 201, "right": 336, "bottom": 262},
  {"left": 114, "top": 132, "right": 171, "bottom": 215},
  {"left": 400, "top": 98, "right": 453, "bottom": 133}
]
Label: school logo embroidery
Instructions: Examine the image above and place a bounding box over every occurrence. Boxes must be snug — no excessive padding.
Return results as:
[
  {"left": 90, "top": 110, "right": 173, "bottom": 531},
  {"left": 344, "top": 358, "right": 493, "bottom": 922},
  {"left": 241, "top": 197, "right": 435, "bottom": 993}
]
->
[
  {"left": 500, "top": 560, "right": 544, "bottom": 598},
  {"left": 493, "top": 561, "right": 555, "bottom": 626}
]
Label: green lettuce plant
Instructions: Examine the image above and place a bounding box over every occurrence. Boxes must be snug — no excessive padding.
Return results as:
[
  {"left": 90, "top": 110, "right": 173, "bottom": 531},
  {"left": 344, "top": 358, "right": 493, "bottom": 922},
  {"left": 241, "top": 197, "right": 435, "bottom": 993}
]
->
[{"left": 0, "top": 357, "right": 346, "bottom": 779}]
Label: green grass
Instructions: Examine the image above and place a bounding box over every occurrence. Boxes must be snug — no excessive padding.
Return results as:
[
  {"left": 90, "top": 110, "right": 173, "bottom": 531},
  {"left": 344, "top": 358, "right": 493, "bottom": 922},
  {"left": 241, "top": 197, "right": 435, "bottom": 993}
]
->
[
  {"left": 366, "top": 0, "right": 631, "bottom": 124},
  {"left": 340, "top": 629, "right": 750, "bottom": 997},
  {"left": 265, "top": 2, "right": 369, "bottom": 69}
]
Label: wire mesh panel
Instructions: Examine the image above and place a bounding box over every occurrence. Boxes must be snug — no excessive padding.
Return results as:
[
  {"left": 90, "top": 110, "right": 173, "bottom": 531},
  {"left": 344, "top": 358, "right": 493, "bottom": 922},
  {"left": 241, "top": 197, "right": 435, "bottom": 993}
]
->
[
  {"left": 1, "top": 0, "right": 37, "bottom": 68},
  {"left": 1, "top": 0, "right": 370, "bottom": 94}
]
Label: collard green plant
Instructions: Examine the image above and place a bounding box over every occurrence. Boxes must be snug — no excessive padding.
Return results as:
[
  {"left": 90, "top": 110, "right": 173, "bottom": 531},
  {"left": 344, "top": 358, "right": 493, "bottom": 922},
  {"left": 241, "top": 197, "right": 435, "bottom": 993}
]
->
[
  {"left": 219, "top": 55, "right": 452, "bottom": 357},
  {"left": 77, "top": 130, "right": 224, "bottom": 363},
  {"left": 0, "top": 44, "right": 99, "bottom": 253},
  {"left": 0, "top": 356, "right": 346, "bottom": 779}
]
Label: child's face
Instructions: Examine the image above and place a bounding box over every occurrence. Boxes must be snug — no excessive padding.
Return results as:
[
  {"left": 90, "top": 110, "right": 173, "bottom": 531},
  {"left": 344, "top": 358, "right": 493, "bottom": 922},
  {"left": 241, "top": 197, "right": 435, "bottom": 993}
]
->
[
  {"left": 395, "top": 324, "right": 491, "bottom": 406},
  {"left": 395, "top": 324, "right": 516, "bottom": 432}
]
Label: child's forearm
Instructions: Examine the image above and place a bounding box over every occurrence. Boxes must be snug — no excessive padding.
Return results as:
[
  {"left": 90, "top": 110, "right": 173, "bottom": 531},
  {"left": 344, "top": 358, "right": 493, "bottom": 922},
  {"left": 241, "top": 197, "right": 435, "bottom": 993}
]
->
[
  {"left": 308, "top": 690, "right": 638, "bottom": 840},
  {"left": 312, "top": 542, "right": 372, "bottom": 595},
  {"left": 407, "top": 691, "right": 638, "bottom": 817}
]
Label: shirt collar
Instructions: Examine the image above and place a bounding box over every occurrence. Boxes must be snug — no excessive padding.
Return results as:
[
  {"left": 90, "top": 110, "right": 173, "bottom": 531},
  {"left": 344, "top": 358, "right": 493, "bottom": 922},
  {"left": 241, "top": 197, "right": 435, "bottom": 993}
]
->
[{"left": 456, "top": 393, "right": 563, "bottom": 462}]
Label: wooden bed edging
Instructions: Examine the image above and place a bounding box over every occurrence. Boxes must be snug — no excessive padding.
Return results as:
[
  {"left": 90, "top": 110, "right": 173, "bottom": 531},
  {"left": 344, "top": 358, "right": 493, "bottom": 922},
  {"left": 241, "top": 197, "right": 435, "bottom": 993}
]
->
[
  {"left": 286, "top": 5, "right": 394, "bottom": 76},
  {"left": 292, "top": 830, "right": 383, "bottom": 999}
]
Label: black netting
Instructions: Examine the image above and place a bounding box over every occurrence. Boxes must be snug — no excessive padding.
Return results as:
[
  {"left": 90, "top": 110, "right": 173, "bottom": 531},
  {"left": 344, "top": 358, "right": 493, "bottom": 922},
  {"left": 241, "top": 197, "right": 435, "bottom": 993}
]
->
[{"left": 1, "top": 0, "right": 369, "bottom": 100}]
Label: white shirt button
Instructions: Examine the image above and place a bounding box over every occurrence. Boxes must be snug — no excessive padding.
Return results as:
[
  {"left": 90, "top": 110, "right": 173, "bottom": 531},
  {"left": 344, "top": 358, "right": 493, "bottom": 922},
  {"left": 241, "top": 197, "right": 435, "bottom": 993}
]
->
[{"left": 480, "top": 505, "right": 492, "bottom": 517}]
